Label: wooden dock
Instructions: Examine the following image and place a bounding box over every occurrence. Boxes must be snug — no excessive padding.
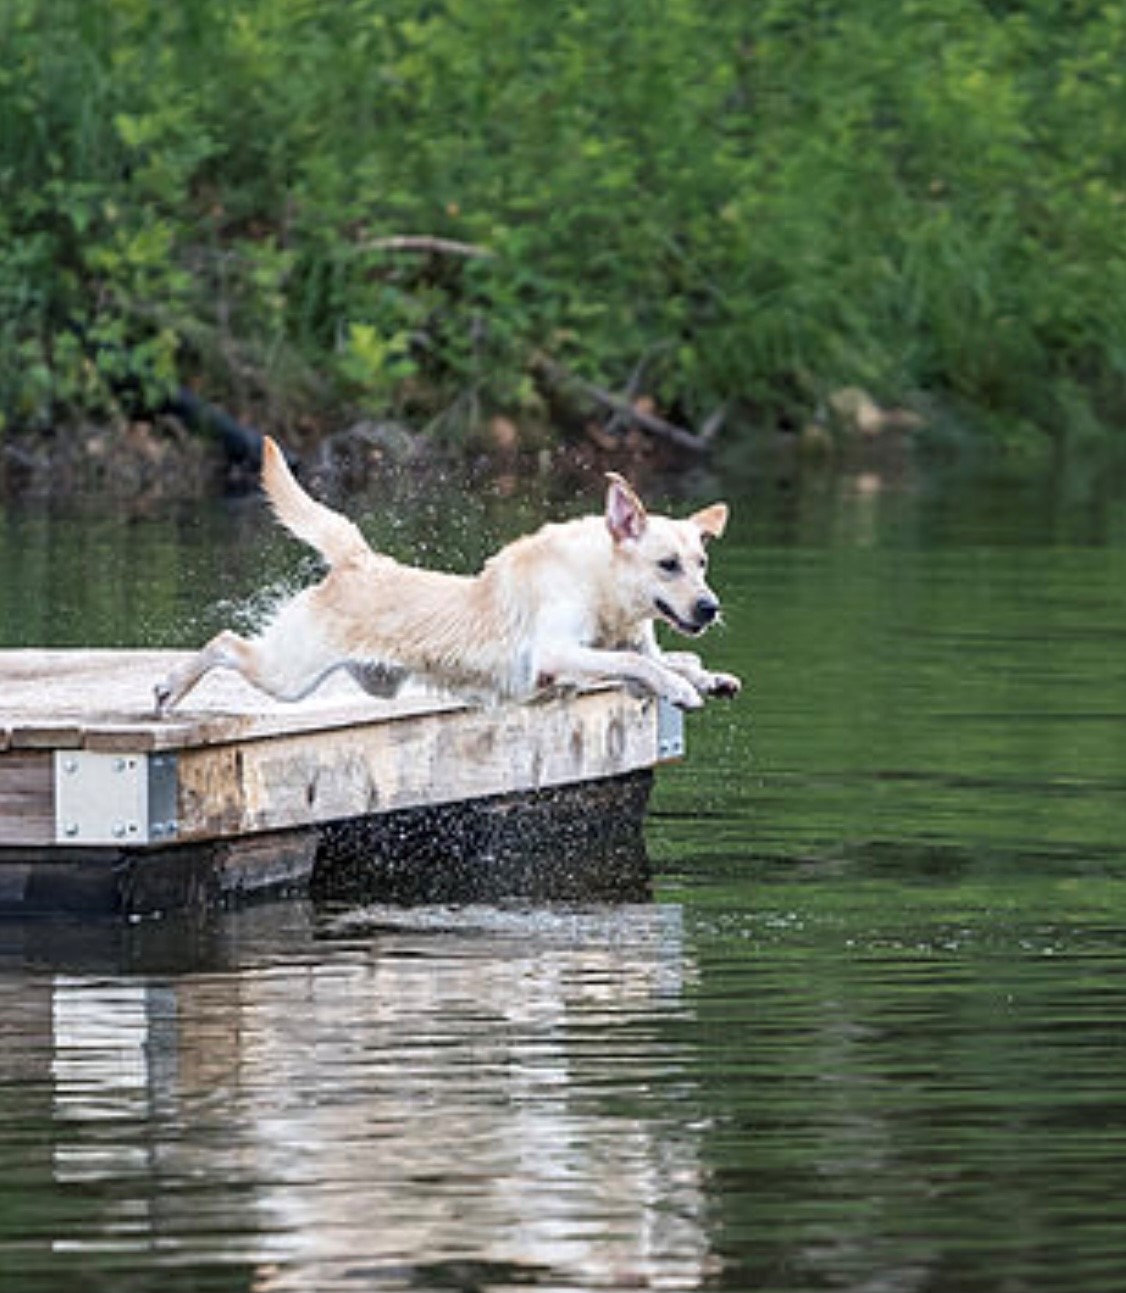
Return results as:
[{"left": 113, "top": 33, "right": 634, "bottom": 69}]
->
[{"left": 0, "top": 650, "right": 684, "bottom": 915}]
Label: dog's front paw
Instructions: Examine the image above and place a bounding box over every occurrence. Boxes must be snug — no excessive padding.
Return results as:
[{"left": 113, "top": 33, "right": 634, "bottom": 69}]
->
[
  {"left": 704, "top": 671, "right": 742, "bottom": 699},
  {"left": 665, "top": 676, "right": 706, "bottom": 712}
]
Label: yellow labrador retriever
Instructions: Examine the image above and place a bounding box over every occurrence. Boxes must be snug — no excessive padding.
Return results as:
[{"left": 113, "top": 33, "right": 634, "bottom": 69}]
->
[{"left": 155, "top": 438, "right": 740, "bottom": 715}]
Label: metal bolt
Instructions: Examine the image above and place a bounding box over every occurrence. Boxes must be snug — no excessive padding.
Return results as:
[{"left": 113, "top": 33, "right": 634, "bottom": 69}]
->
[
  {"left": 62, "top": 759, "right": 78, "bottom": 775},
  {"left": 64, "top": 822, "right": 79, "bottom": 838}
]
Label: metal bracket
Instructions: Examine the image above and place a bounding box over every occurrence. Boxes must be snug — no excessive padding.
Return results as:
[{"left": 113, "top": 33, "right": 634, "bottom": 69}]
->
[
  {"left": 656, "top": 699, "right": 686, "bottom": 762},
  {"left": 54, "top": 751, "right": 179, "bottom": 847}
]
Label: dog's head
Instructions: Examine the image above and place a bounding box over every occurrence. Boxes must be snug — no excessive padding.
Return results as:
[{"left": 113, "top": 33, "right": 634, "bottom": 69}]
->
[{"left": 605, "top": 473, "right": 729, "bottom": 637}]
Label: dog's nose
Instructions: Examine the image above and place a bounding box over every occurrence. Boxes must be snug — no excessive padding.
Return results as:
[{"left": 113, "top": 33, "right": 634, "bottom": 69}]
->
[{"left": 694, "top": 596, "right": 720, "bottom": 625}]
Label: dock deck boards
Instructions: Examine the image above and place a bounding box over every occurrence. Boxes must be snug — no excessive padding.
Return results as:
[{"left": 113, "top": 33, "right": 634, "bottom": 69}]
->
[
  {"left": 0, "top": 650, "right": 680, "bottom": 913},
  {"left": 0, "top": 649, "right": 464, "bottom": 751}
]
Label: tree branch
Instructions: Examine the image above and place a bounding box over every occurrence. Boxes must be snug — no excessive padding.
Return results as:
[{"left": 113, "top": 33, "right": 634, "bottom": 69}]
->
[
  {"left": 534, "top": 357, "right": 710, "bottom": 455},
  {"left": 360, "top": 235, "right": 495, "bottom": 259}
]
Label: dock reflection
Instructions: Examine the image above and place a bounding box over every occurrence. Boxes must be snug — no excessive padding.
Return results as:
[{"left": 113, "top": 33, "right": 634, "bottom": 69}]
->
[{"left": 17, "top": 901, "right": 714, "bottom": 1291}]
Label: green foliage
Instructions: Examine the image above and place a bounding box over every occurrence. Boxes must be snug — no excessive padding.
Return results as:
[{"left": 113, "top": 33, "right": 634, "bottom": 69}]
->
[{"left": 2, "top": 0, "right": 1126, "bottom": 447}]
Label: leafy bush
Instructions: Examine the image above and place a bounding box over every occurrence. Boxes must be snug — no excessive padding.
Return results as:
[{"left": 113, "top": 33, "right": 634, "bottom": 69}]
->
[{"left": 2, "top": 0, "right": 1125, "bottom": 449}]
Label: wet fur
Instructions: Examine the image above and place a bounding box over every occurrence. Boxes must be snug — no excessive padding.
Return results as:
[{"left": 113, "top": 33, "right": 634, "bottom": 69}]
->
[{"left": 155, "top": 438, "right": 741, "bottom": 715}]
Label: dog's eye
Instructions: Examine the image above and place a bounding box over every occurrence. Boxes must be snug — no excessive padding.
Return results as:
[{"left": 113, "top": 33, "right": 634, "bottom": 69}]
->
[{"left": 658, "top": 556, "right": 682, "bottom": 575}]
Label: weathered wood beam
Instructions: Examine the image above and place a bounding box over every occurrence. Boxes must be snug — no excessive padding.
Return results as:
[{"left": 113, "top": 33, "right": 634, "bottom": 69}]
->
[{"left": 533, "top": 356, "right": 711, "bottom": 455}]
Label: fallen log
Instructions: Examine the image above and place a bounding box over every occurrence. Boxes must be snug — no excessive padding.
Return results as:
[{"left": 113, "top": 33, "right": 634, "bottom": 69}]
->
[
  {"left": 533, "top": 357, "right": 710, "bottom": 456},
  {"left": 360, "top": 235, "right": 495, "bottom": 259}
]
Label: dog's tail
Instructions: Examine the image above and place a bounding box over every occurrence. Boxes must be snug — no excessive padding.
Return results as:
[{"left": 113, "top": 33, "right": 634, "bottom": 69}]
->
[{"left": 261, "top": 436, "right": 370, "bottom": 566}]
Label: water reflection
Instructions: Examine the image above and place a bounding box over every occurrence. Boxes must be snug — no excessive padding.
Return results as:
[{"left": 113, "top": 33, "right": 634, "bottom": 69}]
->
[{"left": 22, "top": 903, "right": 712, "bottom": 1292}]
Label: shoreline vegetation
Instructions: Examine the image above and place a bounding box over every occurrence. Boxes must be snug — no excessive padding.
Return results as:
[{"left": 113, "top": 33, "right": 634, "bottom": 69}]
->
[{"left": 3, "top": 1, "right": 1126, "bottom": 494}]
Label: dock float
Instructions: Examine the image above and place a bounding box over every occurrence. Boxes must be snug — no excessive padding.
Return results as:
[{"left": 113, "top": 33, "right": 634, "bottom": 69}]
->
[{"left": 0, "top": 650, "right": 684, "bottom": 915}]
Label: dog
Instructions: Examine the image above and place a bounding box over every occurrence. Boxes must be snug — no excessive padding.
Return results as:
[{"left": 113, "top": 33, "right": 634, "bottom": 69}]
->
[{"left": 154, "top": 437, "right": 741, "bottom": 716}]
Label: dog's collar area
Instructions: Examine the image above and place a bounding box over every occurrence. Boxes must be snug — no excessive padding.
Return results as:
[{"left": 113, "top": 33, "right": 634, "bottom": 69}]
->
[{"left": 654, "top": 598, "right": 707, "bottom": 637}]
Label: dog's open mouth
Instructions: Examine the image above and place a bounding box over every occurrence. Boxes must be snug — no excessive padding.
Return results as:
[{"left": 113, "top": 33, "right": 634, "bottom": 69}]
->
[{"left": 655, "top": 597, "right": 707, "bottom": 636}]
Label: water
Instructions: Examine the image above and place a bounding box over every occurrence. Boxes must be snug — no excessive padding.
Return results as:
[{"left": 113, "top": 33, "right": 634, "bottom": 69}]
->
[{"left": 3, "top": 462, "right": 1126, "bottom": 1291}]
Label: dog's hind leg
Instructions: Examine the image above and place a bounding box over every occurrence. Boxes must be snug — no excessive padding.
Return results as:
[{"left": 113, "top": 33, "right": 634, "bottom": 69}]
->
[
  {"left": 154, "top": 630, "right": 257, "bottom": 715},
  {"left": 155, "top": 626, "right": 345, "bottom": 715}
]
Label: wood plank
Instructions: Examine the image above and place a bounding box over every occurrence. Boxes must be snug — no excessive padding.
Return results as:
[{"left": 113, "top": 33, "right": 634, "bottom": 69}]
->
[
  {"left": 175, "top": 688, "right": 659, "bottom": 842},
  {"left": 313, "top": 772, "right": 653, "bottom": 905},
  {"left": 0, "top": 650, "right": 175, "bottom": 750},
  {"left": 8, "top": 724, "right": 85, "bottom": 750},
  {"left": 0, "top": 649, "right": 467, "bottom": 751},
  {"left": 0, "top": 751, "right": 53, "bottom": 847},
  {"left": 115, "top": 830, "right": 320, "bottom": 913},
  {"left": 0, "top": 648, "right": 653, "bottom": 759}
]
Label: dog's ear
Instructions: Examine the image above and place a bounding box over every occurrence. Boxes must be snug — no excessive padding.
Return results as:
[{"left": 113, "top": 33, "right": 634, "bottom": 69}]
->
[
  {"left": 691, "top": 502, "right": 729, "bottom": 543},
  {"left": 605, "top": 472, "right": 648, "bottom": 543}
]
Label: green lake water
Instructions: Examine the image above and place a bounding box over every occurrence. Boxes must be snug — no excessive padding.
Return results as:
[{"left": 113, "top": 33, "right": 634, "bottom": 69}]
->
[{"left": 2, "top": 461, "right": 1126, "bottom": 1291}]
